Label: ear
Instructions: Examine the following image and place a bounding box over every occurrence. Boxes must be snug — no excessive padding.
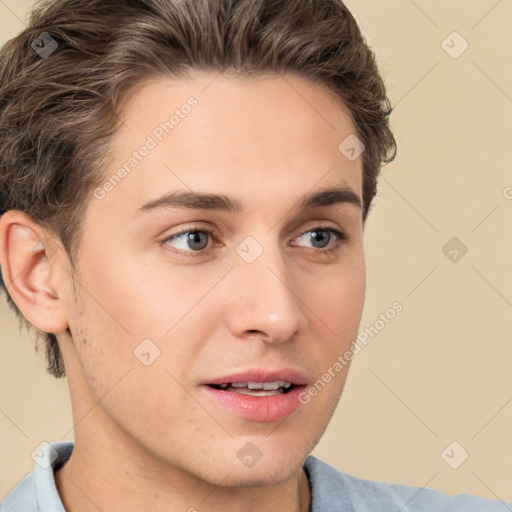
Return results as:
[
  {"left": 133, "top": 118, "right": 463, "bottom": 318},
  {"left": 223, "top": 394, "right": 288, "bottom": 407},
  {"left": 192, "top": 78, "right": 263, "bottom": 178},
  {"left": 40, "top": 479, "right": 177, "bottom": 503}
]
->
[{"left": 0, "top": 210, "right": 69, "bottom": 334}]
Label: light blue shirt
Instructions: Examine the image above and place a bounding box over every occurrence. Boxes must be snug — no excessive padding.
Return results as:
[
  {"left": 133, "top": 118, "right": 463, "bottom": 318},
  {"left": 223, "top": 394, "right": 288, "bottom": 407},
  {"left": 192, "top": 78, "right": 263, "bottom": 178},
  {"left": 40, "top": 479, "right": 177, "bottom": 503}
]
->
[{"left": 2, "top": 442, "right": 510, "bottom": 511}]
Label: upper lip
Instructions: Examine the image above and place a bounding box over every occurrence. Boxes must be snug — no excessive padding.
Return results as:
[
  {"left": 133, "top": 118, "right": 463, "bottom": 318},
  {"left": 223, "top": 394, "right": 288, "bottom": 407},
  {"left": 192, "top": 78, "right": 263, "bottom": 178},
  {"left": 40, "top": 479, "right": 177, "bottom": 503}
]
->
[{"left": 203, "top": 368, "right": 309, "bottom": 387}]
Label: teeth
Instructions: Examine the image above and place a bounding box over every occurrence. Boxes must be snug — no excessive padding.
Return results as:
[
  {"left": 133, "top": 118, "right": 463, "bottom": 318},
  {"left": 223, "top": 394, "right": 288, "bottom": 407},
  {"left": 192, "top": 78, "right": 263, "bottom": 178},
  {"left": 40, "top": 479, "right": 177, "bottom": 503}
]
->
[
  {"left": 261, "top": 381, "right": 284, "bottom": 390},
  {"left": 217, "top": 381, "right": 292, "bottom": 390}
]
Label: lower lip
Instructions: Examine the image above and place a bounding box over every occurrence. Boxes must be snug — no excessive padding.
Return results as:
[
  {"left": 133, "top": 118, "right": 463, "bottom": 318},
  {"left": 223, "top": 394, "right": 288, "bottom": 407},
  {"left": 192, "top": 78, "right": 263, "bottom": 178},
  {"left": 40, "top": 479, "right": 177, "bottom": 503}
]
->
[{"left": 201, "top": 385, "right": 306, "bottom": 422}]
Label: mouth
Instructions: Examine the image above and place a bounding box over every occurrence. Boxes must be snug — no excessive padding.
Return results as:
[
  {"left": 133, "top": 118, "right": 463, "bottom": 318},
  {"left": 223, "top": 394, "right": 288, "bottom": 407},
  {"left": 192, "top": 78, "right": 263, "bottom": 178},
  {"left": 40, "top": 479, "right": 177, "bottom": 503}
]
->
[
  {"left": 201, "top": 370, "right": 308, "bottom": 422},
  {"left": 208, "top": 380, "right": 295, "bottom": 396}
]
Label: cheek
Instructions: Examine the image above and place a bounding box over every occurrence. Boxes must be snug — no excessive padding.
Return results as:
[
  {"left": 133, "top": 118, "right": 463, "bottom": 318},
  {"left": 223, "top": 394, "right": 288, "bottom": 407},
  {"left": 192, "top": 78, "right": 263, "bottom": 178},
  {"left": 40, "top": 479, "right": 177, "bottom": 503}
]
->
[
  {"left": 65, "top": 250, "right": 223, "bottom": 400},
  {"left": 299, "top": 259, "right": 365, "bottom": 389},
  {"left": 307, "top": 259, "right": 365, "bottom": 333},
  {"left": 74, "top": 249, "right": 193, "bottom": 343},
  {"left": 97, "top": 251, "right": 232, "bottom": 341},
  {"left": 66, "top": 285, "right": 193, "bottom": 434}
]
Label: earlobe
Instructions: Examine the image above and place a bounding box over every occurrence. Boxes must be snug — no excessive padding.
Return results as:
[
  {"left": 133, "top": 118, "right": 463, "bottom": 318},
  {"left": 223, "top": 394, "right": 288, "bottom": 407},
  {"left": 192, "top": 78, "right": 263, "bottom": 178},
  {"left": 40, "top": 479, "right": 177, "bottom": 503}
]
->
[{"left": 0, "top": 210, "right": 69, "bottom": 334}]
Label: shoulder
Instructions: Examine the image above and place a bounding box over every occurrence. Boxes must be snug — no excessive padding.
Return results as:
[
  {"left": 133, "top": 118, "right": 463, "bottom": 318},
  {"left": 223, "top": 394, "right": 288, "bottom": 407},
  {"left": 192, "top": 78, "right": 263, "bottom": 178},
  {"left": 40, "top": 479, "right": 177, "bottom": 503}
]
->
[
  {"left": 1, "top": 441, "right": 73, "bottom": 512},
  {"left": 304, "top": 455, "right": 510, "bottom": 512}
]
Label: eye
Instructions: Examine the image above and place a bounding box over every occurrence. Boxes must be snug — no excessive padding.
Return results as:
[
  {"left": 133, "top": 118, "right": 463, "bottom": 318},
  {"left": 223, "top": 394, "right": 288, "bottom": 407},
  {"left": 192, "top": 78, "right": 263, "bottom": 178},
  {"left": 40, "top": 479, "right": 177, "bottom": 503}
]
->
[
  {"left": 293, "top": 227, "right": 347, "bottom": 253},
  {"left": 162, "top": 226, "right": 347, "bottom": 256},
  {"left": 163, "top": 229, "right": 214, "bottom": 254}
]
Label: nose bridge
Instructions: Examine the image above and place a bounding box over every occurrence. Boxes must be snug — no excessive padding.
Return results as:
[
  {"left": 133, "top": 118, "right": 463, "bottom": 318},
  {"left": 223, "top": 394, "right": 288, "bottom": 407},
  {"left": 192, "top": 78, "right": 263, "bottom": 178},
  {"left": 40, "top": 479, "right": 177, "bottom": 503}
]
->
[{"left": 227, "top": 234, "right": 306, "bottom": 343}]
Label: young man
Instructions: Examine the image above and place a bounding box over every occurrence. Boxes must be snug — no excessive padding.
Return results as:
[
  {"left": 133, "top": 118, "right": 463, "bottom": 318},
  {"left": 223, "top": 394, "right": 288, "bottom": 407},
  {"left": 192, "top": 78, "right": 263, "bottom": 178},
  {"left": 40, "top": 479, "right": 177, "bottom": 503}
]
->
[{"left": 0, "top": 0, "right": 508, "bottom": 511}]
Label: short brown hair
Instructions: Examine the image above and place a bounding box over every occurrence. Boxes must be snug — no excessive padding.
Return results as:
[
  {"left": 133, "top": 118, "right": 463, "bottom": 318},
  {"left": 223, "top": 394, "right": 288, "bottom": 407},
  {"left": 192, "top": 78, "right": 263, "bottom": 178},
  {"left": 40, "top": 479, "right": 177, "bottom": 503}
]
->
[{"left": 0, "top": 0, "right": 396, "bottom": 378}]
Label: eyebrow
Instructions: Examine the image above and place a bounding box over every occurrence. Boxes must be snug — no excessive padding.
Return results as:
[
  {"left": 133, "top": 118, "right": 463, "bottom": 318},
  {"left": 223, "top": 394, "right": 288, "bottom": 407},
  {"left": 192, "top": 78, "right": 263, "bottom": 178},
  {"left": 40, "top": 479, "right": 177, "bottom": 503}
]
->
[{"left": 132, "top": 186, "right": 362, "bottom": 218}]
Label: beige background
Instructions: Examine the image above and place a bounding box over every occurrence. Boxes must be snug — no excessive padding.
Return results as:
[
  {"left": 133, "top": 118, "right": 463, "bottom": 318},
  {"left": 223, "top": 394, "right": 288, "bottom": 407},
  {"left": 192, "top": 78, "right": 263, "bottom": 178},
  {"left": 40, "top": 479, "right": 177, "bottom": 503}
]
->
[{"left": 1, "top": 0, "right": 511, "bottom": 502}]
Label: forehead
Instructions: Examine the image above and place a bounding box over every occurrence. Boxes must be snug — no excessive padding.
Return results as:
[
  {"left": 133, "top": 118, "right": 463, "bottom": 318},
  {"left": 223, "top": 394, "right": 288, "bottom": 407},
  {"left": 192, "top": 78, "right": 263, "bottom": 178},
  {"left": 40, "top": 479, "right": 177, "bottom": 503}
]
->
[{"left": 92, "top": 71, "right": 362, "bottom": 221}]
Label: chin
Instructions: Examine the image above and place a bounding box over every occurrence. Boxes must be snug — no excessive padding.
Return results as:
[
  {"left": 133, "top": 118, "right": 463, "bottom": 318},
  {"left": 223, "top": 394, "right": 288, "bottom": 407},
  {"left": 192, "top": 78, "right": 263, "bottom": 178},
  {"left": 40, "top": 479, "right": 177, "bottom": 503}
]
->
[
  {"left": 192, "top": 436, "right": 312, "bottom": 489},
  {"left": 215, "top": 456, "right": 305, "bottom": 489}
]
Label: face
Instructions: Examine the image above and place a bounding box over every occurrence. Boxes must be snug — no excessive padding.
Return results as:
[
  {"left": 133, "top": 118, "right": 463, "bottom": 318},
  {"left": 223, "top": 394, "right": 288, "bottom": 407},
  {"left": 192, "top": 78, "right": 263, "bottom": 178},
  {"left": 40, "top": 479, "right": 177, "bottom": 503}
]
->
[{"left": 61, "top": 71, "right": 366, "bottom": 487}]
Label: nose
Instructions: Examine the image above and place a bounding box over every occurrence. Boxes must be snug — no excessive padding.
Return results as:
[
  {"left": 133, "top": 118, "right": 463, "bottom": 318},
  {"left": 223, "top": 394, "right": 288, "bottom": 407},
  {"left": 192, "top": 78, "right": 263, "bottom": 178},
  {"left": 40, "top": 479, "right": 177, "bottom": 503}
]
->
[{"left": 225, "top": 241, "right": 307, "bottom": 345}]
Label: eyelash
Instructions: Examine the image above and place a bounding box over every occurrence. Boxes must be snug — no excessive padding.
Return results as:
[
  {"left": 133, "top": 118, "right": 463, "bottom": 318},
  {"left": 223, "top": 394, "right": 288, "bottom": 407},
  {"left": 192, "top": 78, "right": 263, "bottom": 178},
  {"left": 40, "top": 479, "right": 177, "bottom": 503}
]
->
[{"left": 162, "top": 226, "right": 348, "bottom": 257}]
